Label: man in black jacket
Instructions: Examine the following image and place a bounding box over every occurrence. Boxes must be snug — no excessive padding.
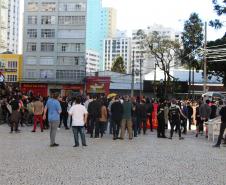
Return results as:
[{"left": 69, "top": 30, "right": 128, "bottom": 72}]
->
[
  {"left": 111, "top": 96, "right": 123, "bottom": 140},
  {"left": 88, "top": 96, "right": 101, "bottom": 138},
  {"left": 213, "top": 104, "right": 226, "bottom": 148}
]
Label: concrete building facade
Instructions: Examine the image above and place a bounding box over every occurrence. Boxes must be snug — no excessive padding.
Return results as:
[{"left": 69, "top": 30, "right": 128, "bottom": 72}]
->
[
  {"left": 0, "top": 53, "right": 22, "bottom": 82},
  {"left": 0, "top": 0, "right": 8, "bottom": 53},
  {"left": 103, "top": 37, "right": 131, "bottom": 74},
  {"left": 7, "top": 0, "right": 20, "bottom": 53},
  {"left": 23, "top": 0, "right": 87, "bottom": 85}
]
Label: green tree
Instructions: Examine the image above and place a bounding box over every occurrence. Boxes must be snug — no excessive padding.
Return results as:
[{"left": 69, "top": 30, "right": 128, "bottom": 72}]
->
[
  {"left": 181, "top": 13, "right": 204, "bottom": 96},
  {"left": 210, "top": 0, "right": 226, "bottom": 28},
  {"left": 111, "top": 56, "right": 126, "bottom": 74},
  {"left": 137, "top": 30, "right": 181, "bottom": 95},
  {"left": 207, "top": 34, "right": 226, "bottom": 85}
]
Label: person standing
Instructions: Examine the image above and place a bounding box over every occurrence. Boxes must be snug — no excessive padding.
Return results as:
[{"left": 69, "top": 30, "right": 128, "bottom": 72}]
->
[
  {"left": 98, "top": 99, "right": 108, "bottom": 138},
  {"left": 157, "top": 100, "right": 167, "bottom": 138},
  {"left": 120, "top": 96, "right": 133, "bottom": 140},
  {"left": 213, "top": 103, "right": 226, "bottom": 148},
  {"left": 43, "top": 93, "right": 61, "bottom": 147},
  {"left": 199, "top": 100, "right": 211, "bottom": 137},
  {"left": 168, "top": 99, "right": 186, "bottom": 140},
  {"left": 59, "top": 97, "right": 69, "bottom": 130},
  {"left": 187, "top": 102, "right": 193, "bottom": 130},
  {"left": 32, "top": 97, "right": 44, "bottom": 132},
  {"left": 146, "top": 98, "right": 153, "bottom": 132},
  {"left": 10, "top": 96, "right": 21, "bottom": 133},
  {"left": 88, "top": 96, "right": 101, "bottom": 138},
  {"left": 140, "top": 99, "right": 147, "bottom": 135},
  {"left": 111, "top": 96, "right": 123, "bottom": 140},
  {"left": 68, "top": 96, "right": 88, "bottom": 147}
]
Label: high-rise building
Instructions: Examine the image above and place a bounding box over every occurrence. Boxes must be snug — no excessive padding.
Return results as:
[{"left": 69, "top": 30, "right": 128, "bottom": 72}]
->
[
  {"left": 86, "top": 0, "right": 102, "bottom": 54},
  {"left": 0, "top": 0, "right": 8, "bottom": 53},
  {"left": 7, "top": 0, "right": 20, "bottom": 53},
  {"left": 99, "top": 7, "right": 116, "bottom": 71},
  {"left": 103, "top": 37, "right": 131, "bottom": 74},
  {"left": 23, "top": 0, "right": 87, "bottom": 91},
  {"left": 86, "top": 50, "right": 100, "bottom": 74}
]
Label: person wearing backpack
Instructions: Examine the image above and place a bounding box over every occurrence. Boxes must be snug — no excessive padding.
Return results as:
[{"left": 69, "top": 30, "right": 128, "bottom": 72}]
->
[{"left": 168, "top": 99, "right": 187, "bottom": 140}]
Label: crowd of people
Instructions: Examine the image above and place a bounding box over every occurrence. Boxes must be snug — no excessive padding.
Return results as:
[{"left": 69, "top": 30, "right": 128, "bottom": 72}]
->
[{"left": 1, "top": 82, "right": 226, "bottom": 148}]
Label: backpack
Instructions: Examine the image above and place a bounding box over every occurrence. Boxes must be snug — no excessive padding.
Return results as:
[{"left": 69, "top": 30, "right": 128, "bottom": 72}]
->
[{"left": 169, "top": 105, "right": 180, "bottom": 120}]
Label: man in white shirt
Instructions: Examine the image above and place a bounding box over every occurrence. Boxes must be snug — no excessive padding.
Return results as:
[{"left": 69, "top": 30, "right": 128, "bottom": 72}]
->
[{"left": 68, "top": 96, "right": 88, "bottom": 147}]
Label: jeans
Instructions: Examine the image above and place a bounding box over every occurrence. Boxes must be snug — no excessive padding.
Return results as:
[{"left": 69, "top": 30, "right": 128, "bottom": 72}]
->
[{"left": 72, "top": 126, "right": 86, "bottom": 146}]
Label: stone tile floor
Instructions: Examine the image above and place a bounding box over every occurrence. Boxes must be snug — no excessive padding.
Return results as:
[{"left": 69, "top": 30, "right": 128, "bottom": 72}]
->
[{"left": 0, "top": 125, "right": 226, "bottom": 185}]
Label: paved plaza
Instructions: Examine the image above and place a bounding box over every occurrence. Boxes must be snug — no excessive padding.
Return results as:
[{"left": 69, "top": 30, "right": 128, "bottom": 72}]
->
[{"left": 0, "top": 125, "right": 226, "bottom": 185}]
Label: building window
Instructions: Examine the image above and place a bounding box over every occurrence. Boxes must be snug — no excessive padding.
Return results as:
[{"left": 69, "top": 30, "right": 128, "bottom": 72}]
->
[
  {"left": 41, "top": 29, "right": 55, "bottom": 38},
  {"left": 56, "top": 70, "right": 85, "bottom": 80},
  {"left": 41, "top": 16, "right": 55, "bottom": 24},
  {"left": 27, "top": 2, "right": 38, "bottom": 11},
  {"left": 40, "top": 69, "right": 54, "bottom": 78},
  {"left": 7, "top": 61, "right": 17, "bottom": 68},
  {"left": 40, "top": 57, "right": 54, "bottom": 65},
  {"left": 7, "top": 75, "right": 17, "bottom": 82},
  {"left": 59, "top": 3, "right": 86, "bottom": 12},
  {"left": 27, "top": 43, "right": 36, "bottom": 52},
  {"left": 41, "top": 43, "right": 54, "bottom": 52},
  {"left": 26, "top": 70, "right": 38, "bottom": 79},
  {"left": 41, "top": 2, "right": 56, "bottom": 11},
  {"left": 27, "top": 29, "right": 37, "bottom": 38},
  {"left": 58, "top": 56, "right": 81, "bottom": 65},
  {"left": 26, "top": 57, "right": 37, "bottom": 65},
  {"left": 58, "top": 30, "right": 85, "bottom": 39},
  {"left": 58, "top": 43, "right": 84, "bottom": 53},
  {"left": 28, "top": 16, "right": 37, "bottom": 24},
  {"left": 58, "top": 16, "right": 85, "bottom": 25}
]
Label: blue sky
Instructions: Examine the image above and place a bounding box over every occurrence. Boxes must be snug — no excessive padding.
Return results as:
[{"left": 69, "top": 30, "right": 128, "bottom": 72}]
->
[{"left": 103, "top": 0, "right": 226, "bottom": 41}]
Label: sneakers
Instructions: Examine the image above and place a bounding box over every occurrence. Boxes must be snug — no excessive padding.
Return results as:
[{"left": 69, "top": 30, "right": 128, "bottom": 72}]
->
[
  {"left": 212, "top": 144, "right": 220, "bottom": 148},
  {"left": 50, "top": 143, "right": 59, "bottom": 147},
  {"left": 179, "top": 137, "right": 184, "bottom": 140}
]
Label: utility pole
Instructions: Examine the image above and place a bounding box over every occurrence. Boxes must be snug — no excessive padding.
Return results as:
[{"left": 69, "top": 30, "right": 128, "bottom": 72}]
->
[
  {"left": 131, "top": 51, "right": 135, "bottom": 97},
  {"left": 203, "top": 22, "right": 207, "bottom": 93},
  {"left": 139, "top": 59, "right": 142, "bottom": 98}
]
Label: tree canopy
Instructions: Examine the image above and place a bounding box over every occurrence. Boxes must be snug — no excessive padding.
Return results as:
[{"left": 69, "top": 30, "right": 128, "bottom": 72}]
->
[
  {"left": 111, "top": 56, "right": 126, "bottom": 74},
  {"left": 181, "top": 12, "right": 204, "bottom": 69},
  {"left": 210, "top": 0, "right": 226, "bottom": 28}
]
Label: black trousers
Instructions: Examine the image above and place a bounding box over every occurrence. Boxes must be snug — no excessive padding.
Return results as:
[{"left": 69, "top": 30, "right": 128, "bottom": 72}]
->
[
  {"left": 112, "top": 119, "right": 121, "bottom": 139},
  {"left": 157, "top": 119, "right": 165, "bottom": 137},
  {"left": 141, "top": 118, "right": 147, "bottom": 134},
  {"left": 216, "top": 122, "right": 226, "bottom": 145},
  {"left": 89, "top": 117, "right": 98, "bottom": 137},
  {"left": 59, "top": 114, "right": 68, "bottom": 128},
  {"left": 170, "top": 119, "right": 181, "bottom": 137}
]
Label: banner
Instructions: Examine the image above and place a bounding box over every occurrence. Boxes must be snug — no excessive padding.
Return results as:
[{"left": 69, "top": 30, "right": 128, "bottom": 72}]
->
[{"left": 86, "top": 76, "right": 111, "bottom": 95}]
